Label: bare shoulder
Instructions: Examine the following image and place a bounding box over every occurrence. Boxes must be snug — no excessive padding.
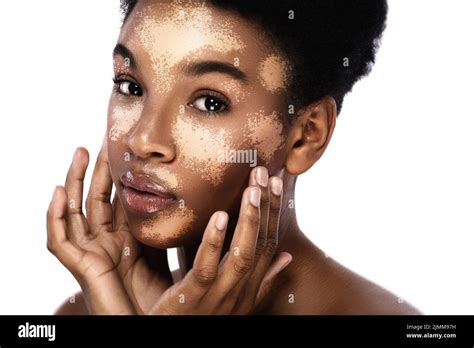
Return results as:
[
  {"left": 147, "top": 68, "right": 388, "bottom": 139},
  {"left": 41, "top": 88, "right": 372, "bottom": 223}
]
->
[
  {"left": 55, "top": 291, "right": 89, "bottom": 315},
  {"left": 280, "top": 237, "right": 423, "bottom": 315},
  {"left": 321, "top": 258, "right": 423, "bottom": 315}
]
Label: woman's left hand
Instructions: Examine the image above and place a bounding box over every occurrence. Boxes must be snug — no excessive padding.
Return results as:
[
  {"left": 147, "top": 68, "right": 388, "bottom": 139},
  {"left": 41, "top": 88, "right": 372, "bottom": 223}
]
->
[{"left": 147, "top": 167, "right": 292, "bottom": 315}]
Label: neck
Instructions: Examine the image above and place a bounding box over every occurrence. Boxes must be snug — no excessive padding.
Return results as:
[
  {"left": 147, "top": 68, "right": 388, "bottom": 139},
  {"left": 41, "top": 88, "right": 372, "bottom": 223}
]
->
[{"left": 175, "top": 173, "right": 316, "bottom": 309}]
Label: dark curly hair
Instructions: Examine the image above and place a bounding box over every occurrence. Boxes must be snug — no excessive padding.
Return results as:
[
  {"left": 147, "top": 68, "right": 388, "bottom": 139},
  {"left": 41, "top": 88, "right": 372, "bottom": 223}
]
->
[{"left": 119, "top": 0, "right": 387, "bottom": 116}]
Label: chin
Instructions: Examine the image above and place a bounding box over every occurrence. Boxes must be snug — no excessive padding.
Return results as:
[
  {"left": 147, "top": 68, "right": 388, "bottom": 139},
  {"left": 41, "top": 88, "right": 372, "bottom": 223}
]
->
[
  {"left": 132, "top": 232, "right": 184, "bottom": 249},
  {"left": 129, "top": 217, "right": 199, "bottom": 249}
]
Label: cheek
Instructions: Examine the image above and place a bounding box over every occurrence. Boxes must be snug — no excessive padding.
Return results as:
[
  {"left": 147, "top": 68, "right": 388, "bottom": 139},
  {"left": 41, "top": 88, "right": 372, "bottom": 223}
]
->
[
  {"left": 171, "top": 115, "right": 235, "bottom": 185},
  {"left": 108, "top": 101, "right": 143, "bottom": 142},
  {"left": 245, "top": 111, "right": 286, "bottom": 163}
]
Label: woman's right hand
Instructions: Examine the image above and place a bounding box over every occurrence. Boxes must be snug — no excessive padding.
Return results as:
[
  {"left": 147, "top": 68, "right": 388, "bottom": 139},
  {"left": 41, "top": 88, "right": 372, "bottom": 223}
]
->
[{"left": 46, "top": 143, "right": 172, "bottom": 314}]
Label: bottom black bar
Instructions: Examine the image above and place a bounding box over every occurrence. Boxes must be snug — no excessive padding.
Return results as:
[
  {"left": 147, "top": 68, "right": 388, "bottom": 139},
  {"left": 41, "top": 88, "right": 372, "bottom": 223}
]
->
[{"left": 0, "top": 315, "right": 472, "bottom": 346}]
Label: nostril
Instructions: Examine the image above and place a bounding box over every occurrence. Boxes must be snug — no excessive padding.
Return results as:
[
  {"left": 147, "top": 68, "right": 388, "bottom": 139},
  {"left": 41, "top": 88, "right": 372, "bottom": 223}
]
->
[{"left": 294, "top": 139, "right": 303, "bottom": 148}]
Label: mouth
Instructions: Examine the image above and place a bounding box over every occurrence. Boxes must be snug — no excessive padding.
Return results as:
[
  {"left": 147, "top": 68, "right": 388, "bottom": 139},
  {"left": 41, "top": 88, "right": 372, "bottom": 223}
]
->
[{"left": 120, "top": 170, "right": 177, "bottom": 214}]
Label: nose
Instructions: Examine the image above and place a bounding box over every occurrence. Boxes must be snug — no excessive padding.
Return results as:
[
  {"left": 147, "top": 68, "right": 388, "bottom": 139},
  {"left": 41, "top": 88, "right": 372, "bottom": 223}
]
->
[{"left": 126, "top": 104, "right": 176, "bottom": 162}]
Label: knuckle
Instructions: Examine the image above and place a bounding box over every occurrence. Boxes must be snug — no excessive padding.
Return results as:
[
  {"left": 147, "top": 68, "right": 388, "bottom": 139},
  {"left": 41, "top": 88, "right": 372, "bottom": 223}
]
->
[
  {"left": 68, "top": 207, "right": 82, "bottom": 215},
  {"left": 46, "top": 238, "right": 58, "bottom": 254},
  {"left": 232, "top": 251, "right": 253, "bottom": 276},
  {"left": 254, "top": 241, "right": 266, "bottom": 259},
  {"left": 269, "top": 206, "right": 281, "bottom": 220},
  {"left": 94, "top": 191, "right": 110, "bottom": 204},
  {"left": 206, "top": 238, "right": 224, "bottom": 254},
  {"left": 192, "top": 266, "right": 217, "bottom": 285},
  {"left": 264, "top": 235, "right": 278, "bottom": 253}
]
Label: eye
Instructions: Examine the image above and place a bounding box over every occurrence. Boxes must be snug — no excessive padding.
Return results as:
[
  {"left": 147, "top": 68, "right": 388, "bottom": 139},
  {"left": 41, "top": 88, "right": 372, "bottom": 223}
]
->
[
  {"left": 190, "top": 93, "right": 228, "bottom": 114},
  {"left": 113, "top": 79, "right": 143, "bottom": 96}
]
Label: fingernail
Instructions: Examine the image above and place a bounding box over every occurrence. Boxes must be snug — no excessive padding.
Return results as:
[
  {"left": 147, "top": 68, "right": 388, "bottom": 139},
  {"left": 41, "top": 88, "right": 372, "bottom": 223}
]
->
[
  {"left": 215, "top": 211, "right": 228, "bottom": 231},
  {"left": 256, "top": 167, "right": 268, "bottom": 187},
  {"left": 270, "top": 177, "right": 283, "bottom": 196},
  {"left": 249, "top": 187, "right": 261, "bottom": 208}
]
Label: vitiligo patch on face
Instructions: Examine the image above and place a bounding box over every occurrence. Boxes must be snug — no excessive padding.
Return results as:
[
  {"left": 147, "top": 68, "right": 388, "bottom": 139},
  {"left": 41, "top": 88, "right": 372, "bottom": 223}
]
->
[
  {"left": 109, "top": 101, "right": 143, "bottom": 141},
  {"left": 220, "top": 80, "right": 248, "bottom": 103},
  {"left": 140, "top": 206, "right": 196, "bottom": 244},
  {"left": 134, "top": 1, "right": 245, "bottom": 93},
  {"left": 258, "top": 55, "right": 290, "bottom": 93},
  {"left": 172, "top": 115, "right": 233, "bottom": 185},
  {"left": 245, "top": 109, "right": 286, "bottom": 163},
  {"left": 143, "top": 163, "right": 180, "bottom": 191}
]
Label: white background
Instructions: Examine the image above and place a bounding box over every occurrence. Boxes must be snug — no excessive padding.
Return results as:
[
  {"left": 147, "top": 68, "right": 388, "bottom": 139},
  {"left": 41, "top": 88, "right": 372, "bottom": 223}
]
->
[{"left": 0, "top": 0, "right": 472, "bottom": 314}]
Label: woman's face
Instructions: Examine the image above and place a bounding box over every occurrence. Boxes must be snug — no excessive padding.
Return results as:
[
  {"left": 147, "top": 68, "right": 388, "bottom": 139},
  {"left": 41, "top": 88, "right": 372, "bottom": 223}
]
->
[{"left": 107, "top": 0, "right": 291, "bottom": 248}]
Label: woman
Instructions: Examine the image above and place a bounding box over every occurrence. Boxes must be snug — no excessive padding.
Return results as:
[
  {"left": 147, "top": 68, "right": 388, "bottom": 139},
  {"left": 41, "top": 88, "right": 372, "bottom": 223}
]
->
[{"left": 47, "top": 0, "right": 421, "bottom": 314}]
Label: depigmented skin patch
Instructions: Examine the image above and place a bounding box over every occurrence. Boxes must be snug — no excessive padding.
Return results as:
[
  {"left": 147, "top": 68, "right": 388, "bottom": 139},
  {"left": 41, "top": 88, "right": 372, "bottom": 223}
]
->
[
  {"left": 140, "top": 206, "right": 196, "bottom": 246},
  {"left": 109, "top": 101, "right": 143, "bottom": 142},
  {"left": 245, "top": 109, "right": 286, "bottom": 163},
  {"left": 258, "top": 54, "right": 290, "bottom": 93},
  {"left": 171, "top": 114, "right": 233, "bottom": 185},
  {"left": 107, "top": 0, "right": 291, "bottom": 249},
  {"left": 143, "top": 163, "right": 180, "bottom": 191},
  {"left": 134, "top": 1, "right": 245, "bottom": 94}
]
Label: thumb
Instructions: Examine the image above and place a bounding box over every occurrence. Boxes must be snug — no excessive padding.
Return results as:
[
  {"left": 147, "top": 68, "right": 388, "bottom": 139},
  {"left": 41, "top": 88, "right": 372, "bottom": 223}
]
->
[{"left": 255, "top": 252, "right": 292, "bottom": 305}]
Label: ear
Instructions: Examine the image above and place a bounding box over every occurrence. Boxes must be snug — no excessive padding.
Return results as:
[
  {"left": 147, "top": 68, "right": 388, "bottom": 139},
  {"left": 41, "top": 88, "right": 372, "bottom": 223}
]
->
[{"left": 285, "top": 96, "right": 337, "bottom": 175}]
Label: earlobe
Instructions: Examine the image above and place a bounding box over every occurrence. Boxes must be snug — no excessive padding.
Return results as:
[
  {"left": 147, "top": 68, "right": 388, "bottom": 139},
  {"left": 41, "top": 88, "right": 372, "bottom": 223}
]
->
[{"left": 284, "top": 97, "right": 337, "bottom": 175}]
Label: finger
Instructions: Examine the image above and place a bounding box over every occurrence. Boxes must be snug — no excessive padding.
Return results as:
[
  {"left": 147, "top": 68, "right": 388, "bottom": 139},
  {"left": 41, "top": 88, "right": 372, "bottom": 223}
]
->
[
  {"left": 112, "top": 193, "right": 129, "bottom": 232},
  {"left": 248, "top": 167, "right": 269, "bottom": 261},
  {"left": 175, "top": 211, "right": 228, "bottom": 307},
  {"left": 191, "top": 211, "right": 228, "bottom": 285},
  {"left": 255, "top": 252, "right": 292, "bottom": 306},
  {"left": 242, "top": 176, "right": 284, "bottom": 300},
  {"left": 47, "top": 186, "right": 84, "bottom": 271},
  {"left": 64, "top": 148, "right": 90, "bottom": 241},
  {"left": 223, "top": 168, "right": 271, "bottom": 311},
  {"left": 265, "top": 176, "right": 283, "bottom": 253},
  {"left": 86, "top": 142, "right": 113, "bottom": 235},
  {"left": 229, "top": 176, "right": 283, "bottom": 313},
  {"left": 212, "top": 186, "right": 261, "bottom": 296}
]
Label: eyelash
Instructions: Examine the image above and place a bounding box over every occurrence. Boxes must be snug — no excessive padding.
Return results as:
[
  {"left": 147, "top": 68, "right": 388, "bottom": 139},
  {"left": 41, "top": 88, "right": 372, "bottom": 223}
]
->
[
  {"left": 188, "top": 90, "right": 230, "bottom": 116},
  {"left": 112, "top": 77, "right": 143, "bottom": 97},
  {"left": 112, "top": 77, "right": 230, "bottom": 116}
]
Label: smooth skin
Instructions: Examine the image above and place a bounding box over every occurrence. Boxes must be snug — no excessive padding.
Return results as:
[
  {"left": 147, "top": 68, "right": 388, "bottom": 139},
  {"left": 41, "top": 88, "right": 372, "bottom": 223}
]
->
[
  {"left": 50, "top": 98, "right": 422, "bottom": 315},
  {"left": 50, "top": 1, "right": 422, "bottom": 315},
  {"left": 47, "top": 142, "right": 291, "bottom": 314}
]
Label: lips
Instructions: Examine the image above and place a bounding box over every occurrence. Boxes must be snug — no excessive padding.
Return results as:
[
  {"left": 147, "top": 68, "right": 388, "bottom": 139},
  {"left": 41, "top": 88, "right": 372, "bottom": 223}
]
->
[{"left": 120, "top": 170, "right": 176, "bottom": 214}]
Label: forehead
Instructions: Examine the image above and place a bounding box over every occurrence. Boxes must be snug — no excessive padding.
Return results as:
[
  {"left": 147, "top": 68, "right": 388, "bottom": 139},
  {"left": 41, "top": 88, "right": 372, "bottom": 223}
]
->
[
  {"left": 117, "top": 0, "right": 291, "bottom": 93},
  {"left": 119, "top": 1, "right": 278, "bottom": 67}
]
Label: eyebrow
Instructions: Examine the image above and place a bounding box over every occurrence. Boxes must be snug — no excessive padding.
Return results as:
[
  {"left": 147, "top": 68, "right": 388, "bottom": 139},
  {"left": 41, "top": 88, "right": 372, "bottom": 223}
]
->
[
  {"left": 182, "top": 61, "right": 248, "bottom": 84},
  {"left": 113, "top": 43, "right": 137, "bottom": 69}
]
